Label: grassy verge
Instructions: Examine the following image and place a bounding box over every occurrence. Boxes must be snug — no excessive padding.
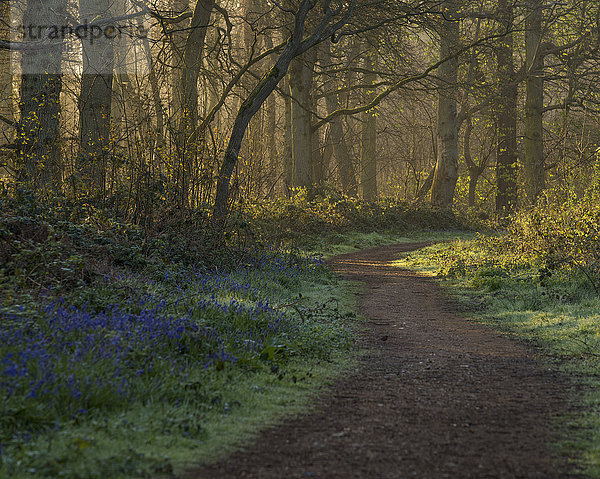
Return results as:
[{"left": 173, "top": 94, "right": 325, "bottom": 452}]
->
[
  {"left": 0, "top": 189, "right": 476, "bottom": 478},
  {"left": 297, "top": 230, "right": 475, "bottom": 258},
  {"left": 0, "top": 249, "right": 361, "bottom": 479},
  {"left": 394, "top": 236, "right": 600, "bottom": 477},
  {"left": 0, "top": 193, "right": 367, "bottom": 478}
]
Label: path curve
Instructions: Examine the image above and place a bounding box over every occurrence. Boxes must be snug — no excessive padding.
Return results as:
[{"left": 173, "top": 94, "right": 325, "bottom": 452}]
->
[{"left": 186, "top": 243, "right": 576, "bottom": 478}]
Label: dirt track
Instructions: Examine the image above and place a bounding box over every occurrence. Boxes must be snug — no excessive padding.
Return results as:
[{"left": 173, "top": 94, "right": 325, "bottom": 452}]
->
[{"left": 186, "top": 243, "right": 577, "bottom": 478}]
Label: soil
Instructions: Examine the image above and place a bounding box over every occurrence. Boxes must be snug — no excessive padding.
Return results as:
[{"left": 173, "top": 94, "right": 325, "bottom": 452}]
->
[{"left": 185, "top": 243, "right": 579, "bottom": 479}]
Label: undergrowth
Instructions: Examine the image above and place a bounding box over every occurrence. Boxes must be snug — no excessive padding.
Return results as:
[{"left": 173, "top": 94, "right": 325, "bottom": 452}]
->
[
  {"left": 0, "top": 190, "right": 360, "bottom": 478},
  {"left": 0, "top": 186, "right": 476, "bottom": 477},
  {"left": 241, "top": 188, "right": 475, "bottom": 249}
]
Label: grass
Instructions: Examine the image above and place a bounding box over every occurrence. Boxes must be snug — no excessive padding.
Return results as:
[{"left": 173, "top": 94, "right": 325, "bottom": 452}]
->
[
  {"left": 0, "top": 189, "right": 477, "bottom": 478},
  {"left": 297, "top": 230, "right": 475, "bottom": 258},
  {"left": 394, "top": 236, "right": 600, "bottom": 477},
  {"left": 0, "top": 255, "right": 361, "bottom": 478},
  {"left": 3, "top": 345, "right": 355, "bottom": 479},
  {"left": 0, "top": 227, "right": 361, "bottom": 478}
]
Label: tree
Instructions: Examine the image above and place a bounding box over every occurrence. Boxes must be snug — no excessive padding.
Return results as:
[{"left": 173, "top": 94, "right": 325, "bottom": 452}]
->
[
  {"left": 0, "top": 0, "right": 14, "bottom": 152},
  {"left": 431, "top": 0, "right": 460, "bottom": 208},
  {"left": 524, "top": 0, "right": 545, "bottom": 204},
  {"left": 283, "top": 76, "right": 294, "bottom": 195},
  {"left": 18, "top": 0, "right": 67, "bottom": 190},
  {"left": 290, "top": 52, "right": 314, "bottom": 190},
  {"left": 176, "top": 0, "right": 215, "bottom": 206},
  {"left": 360, "top": 48, "right": 378, "bottom": 200},
  {"left": 495, "top": 0, "right": 518, "bottom": 214},
  {"left": 213, "top": 0, "right": 355, "bottom": 219},
  {"left": 77, "top": 0, "right": 115, "bottom": 196},
  {"left": 323, "top": 40, "right": 358, "bottom": 195}
]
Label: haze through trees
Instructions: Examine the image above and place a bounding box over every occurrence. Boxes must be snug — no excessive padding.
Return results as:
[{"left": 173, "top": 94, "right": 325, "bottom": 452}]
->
[{"left": 1, "top": 0, "right": 599, "bottom": 221}]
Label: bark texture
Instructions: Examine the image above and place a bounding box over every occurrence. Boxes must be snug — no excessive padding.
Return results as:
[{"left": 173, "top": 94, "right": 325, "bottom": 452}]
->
[
  {"left": 0, "top": 1, "right": 14, "bottom": 147},
  {"left": 323, "top": 41, "right": 358, "bottom": 195},
  {"left": 361, "top": 49, "right": 377, "bottom": 200},
  {"left": 464, "top": 116, "right": 484, "bottom": 207},
  {"left": 19, "top": 0, "right": 66, "bottom": 190},
  {"left": 290, "top": 54, "right": 313, "bottom": 190},
  {"left": 431, "top": 0, "right": 459, "bottom": 208},
  {"left": 78, "top": 0, "right": 117, "bottom": 195},
  {"left": 524, "top": 0, "right": 545, "bottom": 204}
]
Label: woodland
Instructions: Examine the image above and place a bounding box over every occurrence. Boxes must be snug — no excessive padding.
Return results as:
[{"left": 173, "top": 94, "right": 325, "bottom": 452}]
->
[{"left": 2, "top": 0, "right": 600, "bottom": 477}]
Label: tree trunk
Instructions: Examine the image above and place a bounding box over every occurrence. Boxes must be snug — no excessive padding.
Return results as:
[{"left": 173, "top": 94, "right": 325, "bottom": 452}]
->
[
  {"left": 290, "top": 54, "right": 313, "bottom": 190},
  {"left": 323, "top": 42, "right": 357, "bottom": 195},
  {"left": 0, "top": 0, "right": 14, "bottom": 149},
  {"left": 77, "top": 0, "right": 115, "bottom": 198},
  {"left": 342, "top": 40, "right": 360, "bottom": 196},
  {"left": 495, "top": 0, "right": 518, "bottom": 215},
  {"left": 325, "top": 89, "right": 355, "bottom": 195},
  {"left": 263, "top": 31, "right": 278, "bottom": 197},
  {"left": 243, "top": 0, "right": 264, "bottom": 198},
  {"left": 283, "top": 77, "right": 293, "bottom": 196},
  {"left": 139, "top": 17, "right": 166, "bottom": 165},
  {"left": 170, "top": 0, "right": 189, "bottom": 203},
  {"left": 416, "top": 166, "right": 436, "bottom": 201},
  {"left": 214, "top": 58, "right": 298, "bottom": 218},
  {"left": 19, "top": 0, "right": 66, "bottom": 190},
  {"left": 360, "top": 49, "right": 377, "bottom": 200},
  {"left": 524, "top": 0, "right": 545, "bottom": 204},
  {"left": 431, "top": 0, "right": 459, "bottom": 208},
  {"left": 212, "top": 0, "right": 355, "bottom": 219},
  {"left": 177, "top": 0, "right": 215, "bottom": 206},
  {"left": 464, "top": 116, "right": 483, "bottom": 207},
  {"left": 309, "top": 48, "right": 324, "bottom": 188}
]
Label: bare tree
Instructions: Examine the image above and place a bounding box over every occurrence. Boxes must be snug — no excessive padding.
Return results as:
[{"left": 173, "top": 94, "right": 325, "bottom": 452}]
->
[
  {"left": 77, "top": 0, "right": 116, "bottom": 196},
  {"left": 176, "top": 0, "right": 215, "bottom": 205},
  {"left": 290, "top": 51, "right": 314, "bottom": 190},
  {"left": 495, "top": 0, "right": 518, "bottom": 214},
  {"left": 213, "top": 0, "right": 355, "bottom": 219},
  {"left": 323, "top": 39, "right": 358, "bottom": 195},
  {"left": 524, "top": 0, "right": 545, "bottom": 203},
  {"left": 360, "top": 47, "right": 377, "bottom": 200}
]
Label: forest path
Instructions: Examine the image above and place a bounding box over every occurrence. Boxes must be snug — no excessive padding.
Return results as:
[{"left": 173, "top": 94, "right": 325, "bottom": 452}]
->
[{"left": 186, "top": 243, "right": 577, "bottom": 478}]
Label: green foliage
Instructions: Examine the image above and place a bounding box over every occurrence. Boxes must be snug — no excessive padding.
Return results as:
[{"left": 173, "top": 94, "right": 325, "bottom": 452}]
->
[
  {"left": 0, "top": 186, "right": 474, "bottom": 478},
  {"left": 0, "top": 189, "right": 358, "bottom": 478},
  {"left": 507, "top": 197, "right": 600, "bottom": 293},
  {"left": 245, "top": 188, "right": 473, "bottom": 248}
]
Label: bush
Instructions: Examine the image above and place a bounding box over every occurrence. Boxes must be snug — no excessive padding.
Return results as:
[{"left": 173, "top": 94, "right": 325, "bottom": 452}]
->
[
  {"left": 245, "top": 189, "right": 471, "bottom": 247},
  {"left": 507, "top": 196, "right": 600, "bottom": 293}
]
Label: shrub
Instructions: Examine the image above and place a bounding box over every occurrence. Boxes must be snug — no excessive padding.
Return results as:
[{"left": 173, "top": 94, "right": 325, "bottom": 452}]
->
[{"left": 245, "top": 189, "right": 471, "bottom": 247}]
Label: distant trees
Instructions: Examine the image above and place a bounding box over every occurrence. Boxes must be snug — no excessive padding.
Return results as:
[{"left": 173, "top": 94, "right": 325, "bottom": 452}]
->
[
  {"left": 495, "top": 0, "right": 518, "bottom": 215},
  {"left": 0, "top": 0, "right": 599, "bottom": 221},
  {"left": 77, "top": 0, "right": 115, "bottom": 195},
  {"left": 213, "top": 0, "right": 356, "bottom": 218}
]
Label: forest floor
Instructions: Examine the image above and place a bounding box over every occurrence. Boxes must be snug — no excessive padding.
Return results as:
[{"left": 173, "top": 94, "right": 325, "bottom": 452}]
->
[{"left": 186, "top": 243, "right": 581, "bottom": 479}]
